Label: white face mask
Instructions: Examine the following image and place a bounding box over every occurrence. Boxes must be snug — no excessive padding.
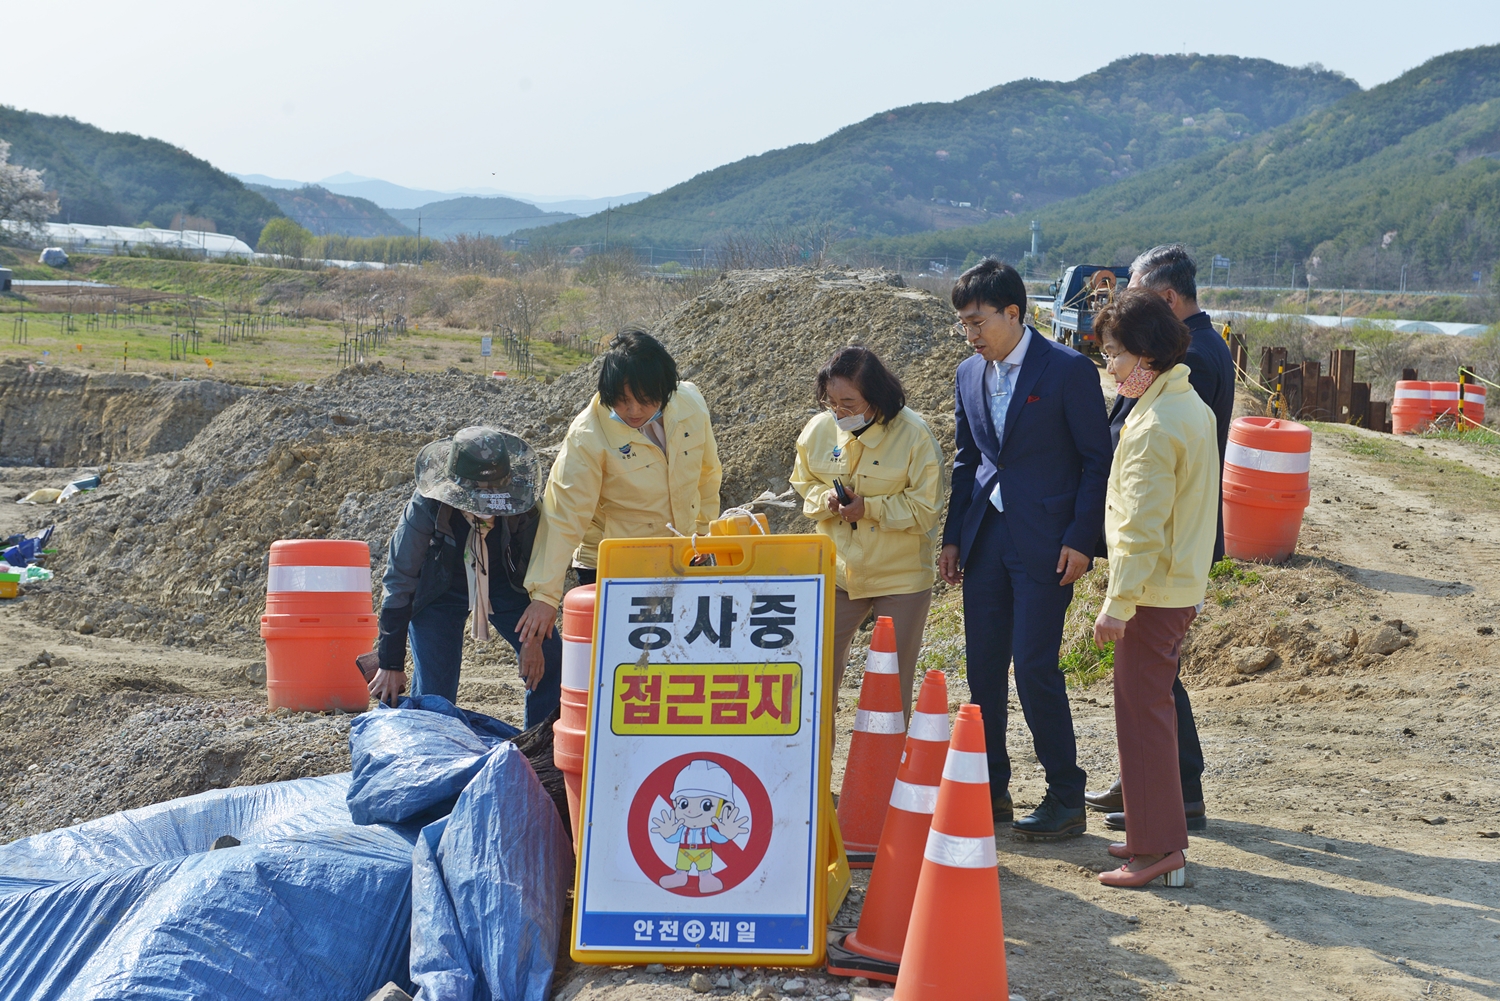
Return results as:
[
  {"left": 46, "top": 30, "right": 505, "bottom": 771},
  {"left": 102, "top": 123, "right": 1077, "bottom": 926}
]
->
[
  {"left": 835, "top": 411, "right": 872, "bottom": 433},
  {"left": 610, "top": 407, "right": 662, "bottom": 428}
]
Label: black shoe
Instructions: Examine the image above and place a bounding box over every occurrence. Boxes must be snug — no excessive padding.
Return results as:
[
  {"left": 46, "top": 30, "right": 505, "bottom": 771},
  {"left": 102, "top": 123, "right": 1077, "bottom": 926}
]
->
[
  {"left": 1084, "top": 777, "right": 1123, "bottom": 813},
  {"left": 992, "top": 790, "right": 1014, "bottom": 824},
  {"left": 1012, "top": 794, "right": 1087, "bottom": 840},
  {"left": 1104, "top": 801, "right": 1207, "bottom": 832}
]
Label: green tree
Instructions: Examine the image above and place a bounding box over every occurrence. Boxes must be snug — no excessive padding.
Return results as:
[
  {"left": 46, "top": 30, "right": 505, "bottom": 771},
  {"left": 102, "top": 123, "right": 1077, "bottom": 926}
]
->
[{"left": 257, "top": 217, "right": 312, "bottom": 259}]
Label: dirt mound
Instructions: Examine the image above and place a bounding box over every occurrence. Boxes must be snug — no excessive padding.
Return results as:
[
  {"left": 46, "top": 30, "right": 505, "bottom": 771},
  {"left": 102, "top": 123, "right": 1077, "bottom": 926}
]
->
[
  {"left": 13, "top": 268, "right": 965, "bottom": 647},
  {"left": 0, "top": 363, "right": 252, "bottom": 467}
]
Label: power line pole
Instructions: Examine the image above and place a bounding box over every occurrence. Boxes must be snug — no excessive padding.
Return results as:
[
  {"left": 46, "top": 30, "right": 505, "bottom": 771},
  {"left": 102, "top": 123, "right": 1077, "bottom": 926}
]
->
[
  {"left": 604, "top": 204, "right": 611, "bottom": 252},
  {"left": 416, "top": 216, "right": 422, "bottom": 266}
]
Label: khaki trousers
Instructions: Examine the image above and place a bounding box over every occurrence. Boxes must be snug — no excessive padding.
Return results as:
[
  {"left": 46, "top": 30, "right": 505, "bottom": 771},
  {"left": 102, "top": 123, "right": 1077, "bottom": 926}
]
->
[{"left": 832, "top": 587, "right": 933, "bottom": 717}]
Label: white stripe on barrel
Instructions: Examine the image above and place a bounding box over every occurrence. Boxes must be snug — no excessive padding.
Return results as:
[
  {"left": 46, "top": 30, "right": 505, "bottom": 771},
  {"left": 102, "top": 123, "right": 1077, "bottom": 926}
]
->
[
  {"left": 1464, "top": 389, "right": 1486, "bottom": 403},
  {"left": 1431, "top": 389, "right": 1459, "bottom": 401},
  {"left": 941, "top": 749, "right": 989, "bottom": 783},
  {"left": 889, "top": 778, "right": 940, "bottom": 814},
  {"left": 923, "top": 829, "right": 996, "bottom": 869},
  {"left": 1225, "top": 442, "right": 1310, "bottom": 475},
  {"left": 561, "top": 638, "right": 591, "bottom": 690},
  {"left": 863, "top": 649, "right": 899, "bottom": 675},
  {"left": 266, "top": 565, "right": 370, "bottom": 592},
  {"left": 908, "top": 710, "right": 950, "bottom": 742},
  {"left": 855, "top": 708, "right": 905, "bottom": 734},
  {"left": 1393, "top": 387, "right": 1431, "bottom": 400}
]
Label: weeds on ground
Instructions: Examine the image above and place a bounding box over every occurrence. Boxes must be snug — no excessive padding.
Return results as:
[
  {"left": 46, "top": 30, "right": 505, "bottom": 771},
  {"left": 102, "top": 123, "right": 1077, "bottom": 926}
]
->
[
  {"left": 1321, "top": 424, "right": 1500, "bottom": 514},
  {"left": 1207, "top": 558, "right": 1264, "bottom": 607}
]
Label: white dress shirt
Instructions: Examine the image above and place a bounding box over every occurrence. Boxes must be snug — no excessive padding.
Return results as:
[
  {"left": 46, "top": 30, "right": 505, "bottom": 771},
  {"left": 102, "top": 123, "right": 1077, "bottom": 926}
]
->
[{"left": 987, "top": 326, "right": 1031, "bottom": 512}]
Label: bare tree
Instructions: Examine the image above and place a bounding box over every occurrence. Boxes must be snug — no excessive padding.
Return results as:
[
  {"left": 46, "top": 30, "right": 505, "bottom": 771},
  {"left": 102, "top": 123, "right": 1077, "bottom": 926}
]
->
[{"left": 0, "top": 140, "right": 59, "bottom": 238}]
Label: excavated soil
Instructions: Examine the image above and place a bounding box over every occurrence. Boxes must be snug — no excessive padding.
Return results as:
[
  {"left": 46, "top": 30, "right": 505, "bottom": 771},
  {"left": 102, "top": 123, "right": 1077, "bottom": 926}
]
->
[{"left": 2, "top": 268, "right": 1498, "bottom": 1000}]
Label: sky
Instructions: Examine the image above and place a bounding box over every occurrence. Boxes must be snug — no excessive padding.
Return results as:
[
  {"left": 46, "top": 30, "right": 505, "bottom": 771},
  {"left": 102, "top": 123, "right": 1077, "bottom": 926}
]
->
[{"left": 3, "top": 0, "right": 1497, "bottom": 201}]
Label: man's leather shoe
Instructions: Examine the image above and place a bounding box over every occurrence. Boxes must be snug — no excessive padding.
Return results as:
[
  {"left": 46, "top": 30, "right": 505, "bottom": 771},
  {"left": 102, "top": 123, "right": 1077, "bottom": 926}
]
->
[
  {"left": 1012, "top": 794, "right": 1086, "bottom": 840},
  {"left": 1084, "top": 778, "right": 1123, "bottom": 813},
  {"left": 1104, "top": 801, "right": 1207, "bottom": 832},
  {"left": 992, "top": 790, "right": 1014, "bottom": 824}
]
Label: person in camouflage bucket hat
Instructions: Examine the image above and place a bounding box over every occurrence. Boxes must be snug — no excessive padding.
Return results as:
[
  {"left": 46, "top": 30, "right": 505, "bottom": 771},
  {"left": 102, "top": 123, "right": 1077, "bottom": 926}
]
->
[{"left": 367, "top": 427, "right": 560, "bottom": 726}]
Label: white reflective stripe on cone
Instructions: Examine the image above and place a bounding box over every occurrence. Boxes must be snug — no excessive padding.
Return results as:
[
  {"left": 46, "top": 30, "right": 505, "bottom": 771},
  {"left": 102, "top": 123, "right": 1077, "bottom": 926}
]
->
[
  {"left": 908, "top": 710, "right": 950, "bottom": 742},
  {"left": 855, "top": 708, "right": 905, "bottom": 734},
  {"left": 942, "top": 749, "right": 989, "bottom": 783},
  {"left": 1464, "top": 391, "right": 1486, "bottom": 402},
  {"left": 889, "top": 778, "right": 940, "bottom": 814},
  {"left": 1394, "top": 388, "right": 1431, "bottom": 400},
  {"left": 266, "top": 565, "right": 370, "bottom": 592},
  {"left": 1431, "top": 390, "right": 1460, "bottom": 401},
  {"left": 1225, "top": 442, "right": 1310, "bottom": 475},
  {"left": 924, "top": 829, "right": 996, "bottom": 869},
  {"left": 863, "top": 649, "right": 899, "bottom": 675},
  {"left": 561, "top": 639, "right": 591, "bottom": 690}
]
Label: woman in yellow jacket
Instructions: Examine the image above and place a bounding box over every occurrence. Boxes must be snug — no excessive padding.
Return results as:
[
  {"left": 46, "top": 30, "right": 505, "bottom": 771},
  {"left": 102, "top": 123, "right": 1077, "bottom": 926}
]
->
[
  {"left": 517, "top": 327, "right": 722, "bottom": 643},
  {"left": 791, "top": 346, "right": 946, "bottom": 715},
  {"left": 1090, "top": 290, "right": 1218, "bottom": 889}
]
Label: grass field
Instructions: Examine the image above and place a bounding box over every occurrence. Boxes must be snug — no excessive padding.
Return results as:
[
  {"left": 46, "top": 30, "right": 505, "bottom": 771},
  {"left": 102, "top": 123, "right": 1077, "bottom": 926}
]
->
[{"left": 0, "top": 304, "right": 591, "bottom": 384}]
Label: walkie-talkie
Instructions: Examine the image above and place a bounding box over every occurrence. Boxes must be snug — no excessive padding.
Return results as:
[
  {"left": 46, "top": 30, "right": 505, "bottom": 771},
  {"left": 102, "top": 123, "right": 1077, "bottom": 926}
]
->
[{"left": 832, "top": 479, "right": 857, "bottom": 530}]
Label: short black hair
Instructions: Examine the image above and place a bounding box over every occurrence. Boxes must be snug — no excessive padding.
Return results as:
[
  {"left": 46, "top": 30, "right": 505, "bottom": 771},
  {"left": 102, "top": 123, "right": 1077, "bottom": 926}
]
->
[
  {"left": 1095, "top": 288, "right": 1191, "bottom": 370},
  {"left": 951, "top": 257, "right": 1027, "bottom": 318},
  {"left": 1130, "top": 244, "right": 1198, "bottom": 302},
  {"left": 598, "top": 326, "right": 677, "bottom": 409},
  {"left": 815, "top": 346, "right": 907, "bottom": 424}
]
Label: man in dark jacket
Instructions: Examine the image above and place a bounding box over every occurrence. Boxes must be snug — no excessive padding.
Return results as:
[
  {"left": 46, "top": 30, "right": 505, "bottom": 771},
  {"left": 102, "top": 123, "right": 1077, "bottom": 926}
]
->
[
  {"left": 369, "top": 426, "right": 561, "bottom": 728},
  {"left": 1088, "top": 244, "right": 1235, "bottom": 830},
  {"left": 940, "top": 258, "right": 1113, "bottom": 840}
]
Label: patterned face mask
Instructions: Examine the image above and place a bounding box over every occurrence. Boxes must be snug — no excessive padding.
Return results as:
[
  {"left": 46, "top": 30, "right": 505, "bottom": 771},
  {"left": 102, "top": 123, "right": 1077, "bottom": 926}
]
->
[{"left": 1115, "top": 363, "right": 1159, "bottom": 399}]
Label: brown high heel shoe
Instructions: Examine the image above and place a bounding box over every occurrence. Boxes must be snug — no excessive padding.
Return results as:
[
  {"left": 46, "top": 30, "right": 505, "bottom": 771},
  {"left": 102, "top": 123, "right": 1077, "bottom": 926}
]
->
[{"left": 1098, "top": 849, "right": 1186, "bottom": 888}]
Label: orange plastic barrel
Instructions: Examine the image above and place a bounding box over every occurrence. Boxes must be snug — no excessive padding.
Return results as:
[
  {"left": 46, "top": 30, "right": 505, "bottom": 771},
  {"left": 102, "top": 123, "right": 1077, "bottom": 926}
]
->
[
  {"left": 1391, "top": 381, "right": 1431, "bottom": 435},
  {"left": 1222, "top": 417, "right": 1312, "bottom": 563},
  {"left": 554, "top": 584, "right": 596, "bottom": 848},
  {"left": 1429, "top": 381, "right": 1460, "bottom": 424},
  {"left": 1461, "top": 382, "right": 1486, "bottom": 427},
  {"left": 259, "top": 540, "right": 376, "bottom": 712}
]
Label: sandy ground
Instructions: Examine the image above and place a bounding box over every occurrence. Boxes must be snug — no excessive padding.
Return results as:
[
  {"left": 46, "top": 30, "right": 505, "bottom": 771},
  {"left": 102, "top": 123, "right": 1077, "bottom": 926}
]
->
[{"left": 4, "top": 428, "right": 1499, "bottom": 999}]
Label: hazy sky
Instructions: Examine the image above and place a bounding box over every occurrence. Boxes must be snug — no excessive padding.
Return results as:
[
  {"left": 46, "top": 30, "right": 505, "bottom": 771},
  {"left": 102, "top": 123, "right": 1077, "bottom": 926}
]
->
[{"left": 3, "top": 1, "right": 1496, "bottom": 200}]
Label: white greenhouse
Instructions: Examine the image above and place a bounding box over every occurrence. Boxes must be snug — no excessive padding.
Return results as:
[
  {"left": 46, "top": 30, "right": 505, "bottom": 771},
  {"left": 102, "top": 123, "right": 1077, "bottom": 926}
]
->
[{"left": 1, "top": 221, "right": 254, "bottom": 258}]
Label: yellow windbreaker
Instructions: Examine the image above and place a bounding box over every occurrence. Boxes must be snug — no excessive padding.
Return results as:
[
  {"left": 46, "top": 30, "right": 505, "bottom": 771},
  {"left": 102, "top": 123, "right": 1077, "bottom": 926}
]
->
[
  {"left": 791, "top": 407, "right": 947, "bottom": 599},
  {"left": 1101, "top": 364, "right": 1220, "bottom": 621},
  {"left": 525, "top": 382, "right": 722, "bottom": 608}
]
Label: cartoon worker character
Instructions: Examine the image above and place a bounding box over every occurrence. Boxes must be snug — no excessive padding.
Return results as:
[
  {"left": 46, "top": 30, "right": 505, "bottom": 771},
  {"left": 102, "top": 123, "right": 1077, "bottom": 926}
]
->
[{"left": 650, "top": 759, "right": 750, "bottom": 893}]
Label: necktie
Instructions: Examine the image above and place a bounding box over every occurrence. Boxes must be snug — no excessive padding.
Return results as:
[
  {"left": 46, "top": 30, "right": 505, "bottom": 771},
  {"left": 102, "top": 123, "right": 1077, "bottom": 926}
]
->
[{"left": 989, "top": 361, "right": 1015, "bottom": 512}]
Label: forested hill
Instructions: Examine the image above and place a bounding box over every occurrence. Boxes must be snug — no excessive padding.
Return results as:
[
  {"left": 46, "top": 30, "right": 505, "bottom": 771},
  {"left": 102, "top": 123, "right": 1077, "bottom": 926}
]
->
[
  {"left": 0, "top": 106, "right": 281, "bottom": 245},
  {"left": 863, "top": 45, "right": 1500, "bottom": 291},
  {"left": 247, "top": 184, "right": 410, "bottom": 237},
  {"left": 524, "top": 54, "right": 1357, "bottom": 247}
]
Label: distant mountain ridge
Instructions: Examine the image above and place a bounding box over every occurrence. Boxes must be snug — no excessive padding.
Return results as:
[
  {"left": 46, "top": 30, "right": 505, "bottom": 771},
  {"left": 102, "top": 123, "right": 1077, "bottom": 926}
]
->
[
  {"left": 0, "top": 106, "right": 280, "bottom": 245},
  {"left": 246, "top": 184, "right": 410, "bottom": 237},
  {"left": 386, "top": 197, "right": 577, "bottom": 240},
  {"left": 231, "top": 172, "right": 649, "bottom": 217},
  {"left": 522, "top": 54, "right": 1359, "bottom": 247},
  {"left": 862, "top": 44, "right": 1500, "bottom": 290}
]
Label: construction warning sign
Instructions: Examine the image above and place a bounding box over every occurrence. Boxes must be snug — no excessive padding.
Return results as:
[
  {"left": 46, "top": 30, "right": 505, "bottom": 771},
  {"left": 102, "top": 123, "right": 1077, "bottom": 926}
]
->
[{"left": 572, "top": 538, "right": 834, "bottom": 966}]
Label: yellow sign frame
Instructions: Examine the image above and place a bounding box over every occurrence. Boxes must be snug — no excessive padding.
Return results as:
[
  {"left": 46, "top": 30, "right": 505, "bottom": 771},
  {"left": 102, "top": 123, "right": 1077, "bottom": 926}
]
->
[{"left": 570, "top": 531, "right": 838, "bottom": 967}]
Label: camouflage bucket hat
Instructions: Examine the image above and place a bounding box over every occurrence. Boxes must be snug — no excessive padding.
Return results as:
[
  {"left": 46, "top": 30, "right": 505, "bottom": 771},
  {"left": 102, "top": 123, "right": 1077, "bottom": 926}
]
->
[{"left": 414, "top": 426, "right": 540, "bottom": 516}]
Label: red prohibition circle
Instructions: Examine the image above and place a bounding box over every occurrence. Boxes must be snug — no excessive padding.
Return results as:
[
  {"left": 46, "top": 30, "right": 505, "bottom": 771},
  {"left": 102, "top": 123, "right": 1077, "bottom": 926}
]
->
[{"left": 627, "top": 751, "right": 773, "bottom": 898}]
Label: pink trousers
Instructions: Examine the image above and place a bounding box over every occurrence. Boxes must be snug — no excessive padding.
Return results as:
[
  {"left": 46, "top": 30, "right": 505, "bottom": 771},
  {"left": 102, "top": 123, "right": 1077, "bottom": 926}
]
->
[{"left": 1114, "top": 605, "right": 1196, "bottom": 855}]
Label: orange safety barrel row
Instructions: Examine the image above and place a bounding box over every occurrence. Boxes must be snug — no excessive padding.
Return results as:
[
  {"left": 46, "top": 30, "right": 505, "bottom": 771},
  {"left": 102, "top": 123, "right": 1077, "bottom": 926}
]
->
[
  {"left": 260, "top": 539, "right": 376, "bottom": 711},
  {"left": 1222, "top": 417, "right": 1311, "bottom": 564},
  {"left": 555, "top": 584, "right": 596, "bottom": 848},
  {"left": 1391, "top": 381, "right": 1432, "bottom": 435}
]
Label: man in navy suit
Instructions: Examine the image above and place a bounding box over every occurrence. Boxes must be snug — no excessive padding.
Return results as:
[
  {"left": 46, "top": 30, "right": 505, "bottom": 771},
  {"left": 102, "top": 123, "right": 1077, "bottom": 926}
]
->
[{"left": 939, "top": 259, "right": 1112, "bottom": 839}]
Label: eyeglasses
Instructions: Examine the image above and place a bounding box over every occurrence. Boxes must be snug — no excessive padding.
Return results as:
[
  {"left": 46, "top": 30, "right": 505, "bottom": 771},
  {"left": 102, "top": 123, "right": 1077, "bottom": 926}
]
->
[{"left": 954, "top": 315, "right": 992, "bottom": 336}]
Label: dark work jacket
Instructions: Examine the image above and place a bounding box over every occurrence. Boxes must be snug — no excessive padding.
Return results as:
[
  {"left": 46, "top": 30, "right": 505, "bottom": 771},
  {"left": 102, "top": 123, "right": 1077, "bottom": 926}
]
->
[
  {"left": 377, "top": 489, "right": 539, "bottom": 669},
  {"left": 1098, "top": 310, "right": 1232, "bottom": 562}
]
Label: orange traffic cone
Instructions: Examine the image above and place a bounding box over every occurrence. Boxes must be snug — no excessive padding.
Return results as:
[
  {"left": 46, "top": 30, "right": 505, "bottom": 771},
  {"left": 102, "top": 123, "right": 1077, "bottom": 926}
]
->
[
  {"left": 827, "top": 669, "right": 950, "bottom": 983},
  {"left": 837, "top": 616, "right": 907, "bottom": 866},
  {"left": 893, "top": 704, "right": 1007, "bottom": 1001}
]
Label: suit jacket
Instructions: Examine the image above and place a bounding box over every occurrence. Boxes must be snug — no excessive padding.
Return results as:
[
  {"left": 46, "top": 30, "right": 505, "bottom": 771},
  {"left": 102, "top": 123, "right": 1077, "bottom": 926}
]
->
[{"left": 942, "top": 328, "right": 1112, "bottom": 584}]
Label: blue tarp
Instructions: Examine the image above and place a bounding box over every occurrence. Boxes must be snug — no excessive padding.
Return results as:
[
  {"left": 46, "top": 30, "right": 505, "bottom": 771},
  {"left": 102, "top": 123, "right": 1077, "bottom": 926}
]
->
[
  {"left": 409, "top": 744, "right": 571, "bottom": 1001},
  {"left": 0, "top": 776, "right": 416, "bottom": 1001},
  {"left": 0, "top": 697, "right": 566, "bottom": 1001}
]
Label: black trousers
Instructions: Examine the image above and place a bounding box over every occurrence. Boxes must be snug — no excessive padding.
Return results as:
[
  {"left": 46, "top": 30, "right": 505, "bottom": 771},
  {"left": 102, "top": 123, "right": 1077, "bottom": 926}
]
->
[{"left": 1174, "top": 674, "right": 1205, "bottom": 803}]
